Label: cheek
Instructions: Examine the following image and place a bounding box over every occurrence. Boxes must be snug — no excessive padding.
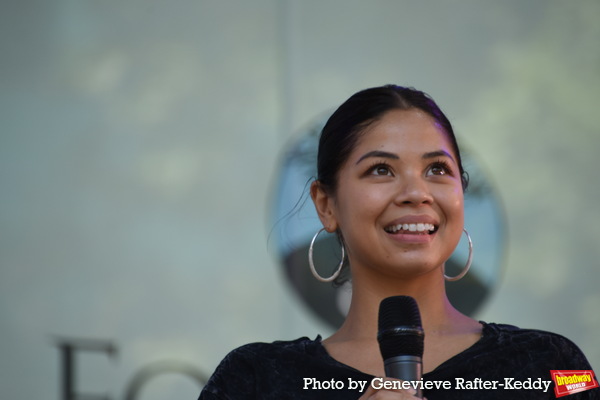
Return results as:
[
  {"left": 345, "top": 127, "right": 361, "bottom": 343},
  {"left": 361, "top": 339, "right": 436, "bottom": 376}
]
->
[
  {"left": 454, "top": 190, "right": 465, "bottom": 213},
  {"left": 447, "top": 197, "right": 465, "bottom": 231},
  {"left": 332, "top": 187, "right": 385, "bottom": 238},
  {"left": 342, "top": 188, "right": 388, "bottom": 220},
  {"left": 443, "top": 186, "right": 464, "bottom": 208},
  {"left": 450, "top": 196, "right": 464, "bottom": 216},
  {"left": 434, "top": 186, "right": 464, "bottom": 226}
]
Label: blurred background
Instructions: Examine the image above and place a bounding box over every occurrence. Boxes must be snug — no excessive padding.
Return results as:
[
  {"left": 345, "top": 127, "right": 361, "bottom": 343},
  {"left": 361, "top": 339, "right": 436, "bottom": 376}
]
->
[{"left": 1, "top": 1, "right": 598, "bottom": 399}]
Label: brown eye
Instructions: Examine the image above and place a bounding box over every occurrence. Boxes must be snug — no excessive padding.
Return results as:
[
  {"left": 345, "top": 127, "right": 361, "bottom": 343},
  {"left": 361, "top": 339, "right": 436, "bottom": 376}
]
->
[
  {"left": 371, "top": 164, "right": 392, "bottom": 176},
  {"left": 429, "top": 165, "right": 446, "bottom": 175},
  {"left": 426, "top": 161, "right": 453, "bottom": 177}
]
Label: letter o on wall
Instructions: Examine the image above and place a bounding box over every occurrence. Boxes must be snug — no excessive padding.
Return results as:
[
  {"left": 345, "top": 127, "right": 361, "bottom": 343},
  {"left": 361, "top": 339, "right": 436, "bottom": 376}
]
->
[{"left": 123, "top": 361, "right": 209, "bottom": 400}]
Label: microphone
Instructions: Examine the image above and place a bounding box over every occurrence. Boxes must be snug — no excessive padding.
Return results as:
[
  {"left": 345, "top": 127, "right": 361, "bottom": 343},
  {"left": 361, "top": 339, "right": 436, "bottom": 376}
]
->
[{"left": 377, "top": 296, "right": 424, "bottom": 398}]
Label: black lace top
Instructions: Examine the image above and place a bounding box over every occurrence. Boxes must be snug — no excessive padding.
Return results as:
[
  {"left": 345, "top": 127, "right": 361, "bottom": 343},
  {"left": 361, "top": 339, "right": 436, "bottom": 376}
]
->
[{"left": 199, "top": 322, "right": 598, "bottom": 399}]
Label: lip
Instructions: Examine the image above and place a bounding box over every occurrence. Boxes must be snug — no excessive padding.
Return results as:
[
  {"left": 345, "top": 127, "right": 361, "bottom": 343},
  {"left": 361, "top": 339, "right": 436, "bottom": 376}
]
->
[{"left": 387, "top": 231, "right": 435, "bottom": 244}]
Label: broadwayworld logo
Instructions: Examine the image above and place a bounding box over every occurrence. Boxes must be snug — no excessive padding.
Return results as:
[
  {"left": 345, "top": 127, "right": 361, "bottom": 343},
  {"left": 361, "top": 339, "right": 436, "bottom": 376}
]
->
[{"left": 551, "top": 370, "right": 598, "bottom": 398}]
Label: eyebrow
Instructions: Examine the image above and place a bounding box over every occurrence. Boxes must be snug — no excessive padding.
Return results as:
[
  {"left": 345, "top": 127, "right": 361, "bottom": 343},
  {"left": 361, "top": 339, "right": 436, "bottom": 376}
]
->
[
  {"left": 355, "top": 150, "right": 399, "bottom": 164},
  {"left": 422, "top": 150, "right": 455, "bottom": 162},
  {"left": 356, "top": 149, "right": 455, "bottom": 165}
]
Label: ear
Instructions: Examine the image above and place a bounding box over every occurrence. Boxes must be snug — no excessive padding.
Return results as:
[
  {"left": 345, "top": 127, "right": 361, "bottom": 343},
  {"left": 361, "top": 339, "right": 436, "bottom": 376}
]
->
[{"left": 310, "top": 181, "right": 338, "bottom": 233}]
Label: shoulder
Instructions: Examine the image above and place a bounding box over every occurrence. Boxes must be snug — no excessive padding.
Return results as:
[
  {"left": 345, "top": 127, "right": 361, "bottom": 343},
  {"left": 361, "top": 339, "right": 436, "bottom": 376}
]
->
[
  {"left": 221, "top": 336, "right": 322, "bottom": 362},
  {"left": 481, "top": 322, "right": 591, "bottom": 366},
  {"left": 199, "top": 336, "right": 326, "bottom": 399},
  {"left": 429, "top": 322, "right": 594, "bottom": 384},
  {"left": 206, "top": 336, "right": 323, "bottom": 378},
  {"left": 484, "top": 322, "right": 582, "bottom": 346}
]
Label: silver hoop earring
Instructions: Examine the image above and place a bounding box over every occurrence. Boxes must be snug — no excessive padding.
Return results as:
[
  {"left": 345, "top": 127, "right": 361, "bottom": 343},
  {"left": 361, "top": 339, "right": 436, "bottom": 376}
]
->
[
  {"left": 308, "top": 227, "right": 345, "bottom": 283},
  {"left": 444, "top": 228, "right": 473, "bottom": 282}
]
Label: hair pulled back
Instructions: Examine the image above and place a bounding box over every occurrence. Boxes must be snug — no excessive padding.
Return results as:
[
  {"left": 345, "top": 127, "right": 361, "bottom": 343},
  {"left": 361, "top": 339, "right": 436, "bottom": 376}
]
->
[{"left": 316, "top": 85, "right": 469, "bottom": 193}]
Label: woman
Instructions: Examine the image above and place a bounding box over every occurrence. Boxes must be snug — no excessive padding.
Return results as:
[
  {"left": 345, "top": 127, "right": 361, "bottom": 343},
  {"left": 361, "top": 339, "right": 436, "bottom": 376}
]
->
[{"left": 199, "top": 85, "right": 596, "bottom": 399}]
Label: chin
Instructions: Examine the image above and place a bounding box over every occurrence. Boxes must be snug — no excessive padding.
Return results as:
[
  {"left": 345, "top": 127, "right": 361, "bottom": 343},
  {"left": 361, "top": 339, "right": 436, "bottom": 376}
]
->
[{"left": 381, "top": 259, "right": 442, "bottom": 280}]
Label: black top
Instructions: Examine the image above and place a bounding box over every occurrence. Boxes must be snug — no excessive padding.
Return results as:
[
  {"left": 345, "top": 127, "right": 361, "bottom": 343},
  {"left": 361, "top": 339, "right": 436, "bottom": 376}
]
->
[{"left": 199, "top": 322, "right": 598, "bottom": 399}]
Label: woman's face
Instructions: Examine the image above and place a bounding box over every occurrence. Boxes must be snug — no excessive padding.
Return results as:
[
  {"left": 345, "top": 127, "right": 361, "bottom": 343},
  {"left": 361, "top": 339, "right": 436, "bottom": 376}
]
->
[{"left": 313, "top": 109, "right": 464, "bottom": 279}]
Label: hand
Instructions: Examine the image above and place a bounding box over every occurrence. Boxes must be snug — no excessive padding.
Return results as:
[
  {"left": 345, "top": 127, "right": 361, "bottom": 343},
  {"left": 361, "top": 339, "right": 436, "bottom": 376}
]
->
[{"left": 358, "top": 377, "right": 427, "bottom": 400}]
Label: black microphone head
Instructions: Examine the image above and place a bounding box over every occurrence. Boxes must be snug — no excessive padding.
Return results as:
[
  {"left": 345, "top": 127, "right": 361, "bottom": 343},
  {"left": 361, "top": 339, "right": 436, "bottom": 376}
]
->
[{"left": 377, "top": 296, "right": 424, "bottom": 359}]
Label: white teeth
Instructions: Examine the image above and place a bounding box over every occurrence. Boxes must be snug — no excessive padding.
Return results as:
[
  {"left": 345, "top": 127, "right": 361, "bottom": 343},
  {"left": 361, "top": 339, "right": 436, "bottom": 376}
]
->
[{"left": 385, "top": 223, "right": 436, "bottom": 233}]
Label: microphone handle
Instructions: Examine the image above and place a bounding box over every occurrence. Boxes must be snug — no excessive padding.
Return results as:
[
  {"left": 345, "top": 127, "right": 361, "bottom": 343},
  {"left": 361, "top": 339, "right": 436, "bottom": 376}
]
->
[{"left": 383, "top": 355, "right": 423, "bottom": 398}]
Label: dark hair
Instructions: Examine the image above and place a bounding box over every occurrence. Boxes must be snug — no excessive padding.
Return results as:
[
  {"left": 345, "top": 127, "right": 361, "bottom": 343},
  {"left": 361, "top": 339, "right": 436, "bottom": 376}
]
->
[{"left": 317, "top": 85, "right": 469, "bottom": 193}]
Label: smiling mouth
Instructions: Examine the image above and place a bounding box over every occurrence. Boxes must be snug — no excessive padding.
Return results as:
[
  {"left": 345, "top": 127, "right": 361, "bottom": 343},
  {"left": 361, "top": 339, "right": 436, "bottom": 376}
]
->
[{"left": 384, "top": 223, "right": 437, "bottom": 234}]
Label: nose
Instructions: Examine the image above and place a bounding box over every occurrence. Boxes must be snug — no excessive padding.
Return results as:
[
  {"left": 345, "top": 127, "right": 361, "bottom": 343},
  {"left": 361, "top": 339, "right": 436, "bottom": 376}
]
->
[{"left": 394, "top": 174, "right": 433, "bottom": 206}]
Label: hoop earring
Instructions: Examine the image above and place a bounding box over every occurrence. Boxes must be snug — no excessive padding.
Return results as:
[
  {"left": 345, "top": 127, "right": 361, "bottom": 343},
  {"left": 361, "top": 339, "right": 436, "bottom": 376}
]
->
[
  {"left": 308, "top": 227, "right": 345, "bottom": 283},
  {"left": 444, "top": 228, "right": 473, "bottom": 282}
]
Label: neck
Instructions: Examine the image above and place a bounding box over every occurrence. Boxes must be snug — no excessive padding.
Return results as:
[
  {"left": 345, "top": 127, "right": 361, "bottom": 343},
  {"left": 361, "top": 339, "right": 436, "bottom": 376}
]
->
[
  {"left": 331, "top": 266, "right": 465, "bottom": 342},
  {"left": 322, "top": 264, "right": 482, "bottom": 376}
]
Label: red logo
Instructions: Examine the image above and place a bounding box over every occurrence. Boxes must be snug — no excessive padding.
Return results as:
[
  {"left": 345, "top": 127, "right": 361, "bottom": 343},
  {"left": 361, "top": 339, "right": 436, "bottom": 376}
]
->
[{"left": 550, "top": 370, "right": 598, "bottom": 398}]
